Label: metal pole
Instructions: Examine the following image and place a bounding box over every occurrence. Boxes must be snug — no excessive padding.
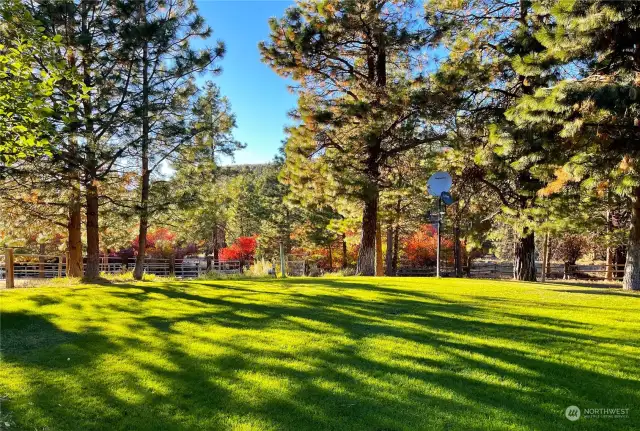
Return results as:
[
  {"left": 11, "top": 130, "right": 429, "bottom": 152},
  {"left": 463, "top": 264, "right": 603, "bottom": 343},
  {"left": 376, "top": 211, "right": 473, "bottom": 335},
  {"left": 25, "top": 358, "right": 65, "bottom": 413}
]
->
[
  {"left": 437, "top": 198, "right": 442, "bottom": 278},
  {"left": 279, "top": 241, "right": 286, "bottom": 278}
]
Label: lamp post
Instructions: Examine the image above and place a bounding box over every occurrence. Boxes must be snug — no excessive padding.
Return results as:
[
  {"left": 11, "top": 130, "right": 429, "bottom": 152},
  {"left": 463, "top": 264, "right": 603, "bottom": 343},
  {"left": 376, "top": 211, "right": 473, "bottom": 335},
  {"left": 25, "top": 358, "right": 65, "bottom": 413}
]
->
[{"left": 279, "top": 241, "right": 286, "bottom": 278}]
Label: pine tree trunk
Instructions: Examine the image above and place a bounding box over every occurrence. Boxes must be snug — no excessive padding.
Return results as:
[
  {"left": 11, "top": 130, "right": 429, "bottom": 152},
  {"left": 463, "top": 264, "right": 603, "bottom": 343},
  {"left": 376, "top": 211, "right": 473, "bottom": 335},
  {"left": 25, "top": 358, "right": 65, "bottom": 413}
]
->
[
  {"left": 391, "top": 198, "right": 401, "bottom": 276},
  {"left": 133, "top": 158, "right": 150, "bottom": 280},
  {"left": 541, "top": 231, "right": 549, "bottom": 282},
  {"left": 545, "top": 234, "right": 552, "bottom": 278},
  {"left": 606, "top": 208, "right": 613, "bottom": 280},
  {"left": 79, "top": 3, "right": 101, "bottom": 280},
  {"left": 375, "top": 220, "right": 383, "bottom": 276},
  {"left": 328, "top": 245, "right": 333, "bottom": 271},
  {"left": 614, "top": 245, "right": 627, "bottom": 279},
  {"left": 514, "top": 227, "right": 536, "bottom": 281},
  {"left": 134, "top": 14, "right": 150, "bottom": 281},
  {"left": 67, "top": 181, "right": 83, "bottom": 277},
  {"left": 357, "top": 192, "right": 378, "bottom": 276},
  {"left": 212, "top": 223, "right": 220, "bottom": 262},
  {"left": 623, "top": 186, "right": 640, "bottom": 290},
  {"left": 392, "top": 225, "right": 399, "bottom": 275},
  {"left": 342, "top": 234, "right": 347, "bottom": 269},
  {"left": 356, "top": 18, "right": 385, "bottom": 277},
  {"left": 385, "top": 223, "right": 393, "bottom": 275},
  {"left": 85, "top": 182, "right": 100, "bottom": 279}
]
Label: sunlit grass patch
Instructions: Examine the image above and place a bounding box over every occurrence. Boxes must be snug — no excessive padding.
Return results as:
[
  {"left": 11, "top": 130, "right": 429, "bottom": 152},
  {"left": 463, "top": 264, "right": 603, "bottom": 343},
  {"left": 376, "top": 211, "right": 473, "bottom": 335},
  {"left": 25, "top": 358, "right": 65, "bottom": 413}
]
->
[{"left": 1, "top": 277, "right": 639, "bottom": 430}]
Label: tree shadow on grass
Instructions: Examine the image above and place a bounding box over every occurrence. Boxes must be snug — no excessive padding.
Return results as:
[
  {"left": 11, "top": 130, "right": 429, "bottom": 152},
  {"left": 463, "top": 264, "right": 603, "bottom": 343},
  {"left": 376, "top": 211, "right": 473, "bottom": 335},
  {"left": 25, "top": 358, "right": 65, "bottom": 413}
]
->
[
  {"left": 550, "top": 288, "right": 640, "bottom": 298},
  {"left": 1, "top": 311, "right": 79, "bottom": 355},
  {"left": 3, "top": 282, "right": 640, "bottom": 430}
]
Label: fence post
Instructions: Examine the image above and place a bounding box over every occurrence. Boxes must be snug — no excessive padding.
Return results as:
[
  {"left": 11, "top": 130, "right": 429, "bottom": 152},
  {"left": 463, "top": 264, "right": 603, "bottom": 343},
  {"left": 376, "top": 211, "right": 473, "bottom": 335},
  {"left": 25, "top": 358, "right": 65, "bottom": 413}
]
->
[
  {"left": 58, "top": 255, "right": 63, "bottom": 278},
  {"left": 5, "top": 248, "right": 15, "bottom": 288}
]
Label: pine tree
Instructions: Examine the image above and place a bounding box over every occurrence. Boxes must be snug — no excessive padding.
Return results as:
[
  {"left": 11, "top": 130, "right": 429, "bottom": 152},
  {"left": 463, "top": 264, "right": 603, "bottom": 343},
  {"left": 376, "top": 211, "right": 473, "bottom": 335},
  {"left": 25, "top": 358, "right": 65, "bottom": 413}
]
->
[
  {"left": 260, "top": 0, "right": 446, "bottom": 275},
  {"left": 505, "top": 0, "right": 640, "bottom": 288},
  {"left": 128, "top": 0, "right": 225, "bottom": 280},
  {"left": 2, "top": 0, "right": 134, "bottom": 277},
  {"left": 426, "top": 0, "right": 566, "bottom": 281}
]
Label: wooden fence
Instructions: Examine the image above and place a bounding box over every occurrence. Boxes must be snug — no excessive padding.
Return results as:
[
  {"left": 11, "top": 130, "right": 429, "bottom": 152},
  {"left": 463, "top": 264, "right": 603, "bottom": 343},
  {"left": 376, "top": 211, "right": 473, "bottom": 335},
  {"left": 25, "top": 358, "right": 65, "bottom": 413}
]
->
[
  {"left": 398, "top": 261, "right": 626, "bottom": 280},
  {"left": 1, "top": 249, "right": 242, "bottom": 288}
]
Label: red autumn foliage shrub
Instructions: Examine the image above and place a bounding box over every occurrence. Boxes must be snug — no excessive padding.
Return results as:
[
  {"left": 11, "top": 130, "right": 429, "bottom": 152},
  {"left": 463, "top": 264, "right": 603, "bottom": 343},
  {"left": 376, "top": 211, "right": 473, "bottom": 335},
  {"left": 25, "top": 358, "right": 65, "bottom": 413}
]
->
[
  {"left": 403, "top": 224, "right": 454, "bottom": 267},
  {"left": 220, "top": 236, "right": 257, "bottom": 262}
]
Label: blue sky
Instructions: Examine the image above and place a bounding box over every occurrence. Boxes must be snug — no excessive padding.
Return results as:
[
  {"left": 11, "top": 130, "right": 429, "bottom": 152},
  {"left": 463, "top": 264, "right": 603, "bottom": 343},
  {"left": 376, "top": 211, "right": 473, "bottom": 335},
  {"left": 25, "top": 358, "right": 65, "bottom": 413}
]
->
[{"left": 196, "top": 0, "right": 296, "bottom": 165}]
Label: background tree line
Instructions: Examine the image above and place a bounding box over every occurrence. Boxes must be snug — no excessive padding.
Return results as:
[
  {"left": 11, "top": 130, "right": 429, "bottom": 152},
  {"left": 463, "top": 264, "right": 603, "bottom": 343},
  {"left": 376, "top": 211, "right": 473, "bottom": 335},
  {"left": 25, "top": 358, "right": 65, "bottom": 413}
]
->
[
  {"left": 2, "top": 0, "right": 639, "bottom": 289},
  {"left": 259, "top": 0, "right": 639, "bottom": 289}
]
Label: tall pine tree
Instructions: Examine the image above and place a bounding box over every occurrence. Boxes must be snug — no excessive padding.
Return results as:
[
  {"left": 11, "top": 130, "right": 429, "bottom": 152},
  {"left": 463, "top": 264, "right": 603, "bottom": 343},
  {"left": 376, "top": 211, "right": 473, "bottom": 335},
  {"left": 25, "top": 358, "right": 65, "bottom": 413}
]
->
[
  {"left": 505, "top": 0, "right": 640, "bottom": 289},
  {"left": 260, "top": 0, "right": 446, "bottom": 275}
]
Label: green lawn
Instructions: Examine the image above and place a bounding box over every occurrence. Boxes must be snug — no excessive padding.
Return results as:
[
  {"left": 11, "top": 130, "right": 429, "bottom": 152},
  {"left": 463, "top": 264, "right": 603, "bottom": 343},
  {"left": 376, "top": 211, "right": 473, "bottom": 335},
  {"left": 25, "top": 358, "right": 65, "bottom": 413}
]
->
[{"left": 1, "top": 277, "right": 639, "bottom": 430}]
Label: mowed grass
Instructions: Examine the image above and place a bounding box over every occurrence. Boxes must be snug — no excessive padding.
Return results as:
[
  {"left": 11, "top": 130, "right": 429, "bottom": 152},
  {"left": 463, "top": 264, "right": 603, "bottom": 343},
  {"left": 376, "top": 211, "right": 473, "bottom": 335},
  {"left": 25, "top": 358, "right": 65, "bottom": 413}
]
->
[{"left": 1, "top": 278, "right": 640, "bottom": 430}]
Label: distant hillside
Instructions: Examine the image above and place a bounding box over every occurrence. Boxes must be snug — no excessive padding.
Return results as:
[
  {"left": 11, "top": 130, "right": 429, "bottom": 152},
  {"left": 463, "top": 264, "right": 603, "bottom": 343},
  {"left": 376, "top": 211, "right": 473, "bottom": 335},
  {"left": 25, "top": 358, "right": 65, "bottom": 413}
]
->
[{"left": 220, "top": 163, "right": 274, "bottom": 176}]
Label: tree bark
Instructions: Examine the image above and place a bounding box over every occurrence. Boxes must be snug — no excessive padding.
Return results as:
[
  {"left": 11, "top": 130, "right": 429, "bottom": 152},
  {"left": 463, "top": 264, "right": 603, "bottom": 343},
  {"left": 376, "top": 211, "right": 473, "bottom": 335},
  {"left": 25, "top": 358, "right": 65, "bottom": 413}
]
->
[
  {"left": 453, "top": 223, "right": 462, "bottom": 277},
  {"left": 80, "top": 1, "right": 100, "bottom": 280},
  {"left": 385, "top": 223, "right": 393, "bottom": 275},
  {"left": 328, "top": 244, "right": 333, "bottom": 271},
  {"left": 563, "top": 260, "right": 575, "bottom": 280},
  {"left": 67, "top": 181, "right": 83, "bottom": 277},
  {"left": 356, "top": 15, "right": 385, "bottom": 277},
  {"left": 134, "top": 9, "right": 150, "bottom": 281},
  {"left": 545, "top": 234, "right": 552, "bottom": 278},
  {"left": 375, "top": 220, "right": 383, "bottom": 276},
  {"left": 514, "top": 227, "right": 536, "bottom": 281},
  {"left": 356, "top": 192, "right": 378, "bottom": 275},
  {"left": 541, "top": 231, "right": 549, "bottom": 282},
  {"left": 85, "top": 182, "right": 100, "bottom": 279},
  {"left": 342, "top": 234, "right": 347, "bottom": 269},
  {"left": 392, "top": 225, "right": 399, "bottom": 275},
  {"left": 133, "top": 153, "right": 150, "bottom": 280},
  {"left": 614, "top": 245, "right": 627, "bottom": 279},
  {"left": 212, "top": 223, "right": 220, "bottom": 262},
  {"left": 623, "top": 186, "right": 640, "bottom": 290}
]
